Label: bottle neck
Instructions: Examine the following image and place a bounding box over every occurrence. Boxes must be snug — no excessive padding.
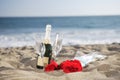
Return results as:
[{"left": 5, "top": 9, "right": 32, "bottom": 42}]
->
[
  {"left": 43, "top": 24, "right": 52, "bottom": 44},
  {"left": 44, "top": 30, "right": 51, "bottom": 44}
]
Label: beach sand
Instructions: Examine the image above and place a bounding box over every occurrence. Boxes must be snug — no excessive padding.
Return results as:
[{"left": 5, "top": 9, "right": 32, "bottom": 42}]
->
[{"left": 0, "top": 43, "right": 120, "bottom": 80}]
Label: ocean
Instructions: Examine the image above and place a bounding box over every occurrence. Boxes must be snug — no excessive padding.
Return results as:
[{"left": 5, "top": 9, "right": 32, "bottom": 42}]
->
[{"left": 0, "top": 16, "right": 120, "bottom": 47}]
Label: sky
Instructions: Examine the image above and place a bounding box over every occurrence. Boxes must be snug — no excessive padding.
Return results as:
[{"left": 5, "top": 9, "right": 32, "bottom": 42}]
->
[{"left": 0, "top": 0, "right": 120, "bottom": 17}]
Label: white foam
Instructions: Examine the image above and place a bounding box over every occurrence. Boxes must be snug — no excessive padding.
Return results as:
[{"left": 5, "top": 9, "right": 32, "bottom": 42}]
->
[
  {"left": 0, "top": 29, "right": 120, "bottom": 47},
  {"left": 63, "top": 29, "right": 120, "bottom": 45}
]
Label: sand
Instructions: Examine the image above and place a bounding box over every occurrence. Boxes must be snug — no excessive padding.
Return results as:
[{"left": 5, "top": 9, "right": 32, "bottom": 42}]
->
[{"left": 0, "top": 43, "right": 120, "bottom": 80}]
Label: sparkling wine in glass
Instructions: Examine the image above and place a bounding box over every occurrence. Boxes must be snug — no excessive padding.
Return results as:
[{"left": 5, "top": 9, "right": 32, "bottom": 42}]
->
[{"left": 52, "top": 33, "right": 63, "bottom": 59}]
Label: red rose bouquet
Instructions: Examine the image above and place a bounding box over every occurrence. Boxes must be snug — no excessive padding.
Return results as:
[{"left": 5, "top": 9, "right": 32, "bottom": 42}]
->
[
  {"left": 44, "top": 59, "right": 82, "bottom": 73},
  {"left": 44, "top": 60, "right": 58, "bottom": 72},
  {"left": 60, "top": 60, "right": 82, "bottom": 73}
]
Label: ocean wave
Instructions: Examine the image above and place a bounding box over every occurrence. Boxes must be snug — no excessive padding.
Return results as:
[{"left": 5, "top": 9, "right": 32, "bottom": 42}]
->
[{"left": 0, "top": 29, "right": 120, "bottom": 47}]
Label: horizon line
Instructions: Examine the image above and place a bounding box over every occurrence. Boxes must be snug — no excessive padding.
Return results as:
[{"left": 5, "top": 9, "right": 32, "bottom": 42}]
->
[{"left": 0, "top": 14, "right": 120, "bottom": 18}]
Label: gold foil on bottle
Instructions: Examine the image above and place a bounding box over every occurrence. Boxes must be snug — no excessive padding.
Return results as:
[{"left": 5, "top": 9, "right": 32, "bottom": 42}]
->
[{"left": 43, "top": 39, "right": 50, "bottom": 44}]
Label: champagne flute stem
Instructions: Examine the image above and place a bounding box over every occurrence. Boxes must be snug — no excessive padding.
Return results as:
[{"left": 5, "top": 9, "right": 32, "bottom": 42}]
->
[{"left": 54, "top": 52, "right": 58, "bottom": 61}]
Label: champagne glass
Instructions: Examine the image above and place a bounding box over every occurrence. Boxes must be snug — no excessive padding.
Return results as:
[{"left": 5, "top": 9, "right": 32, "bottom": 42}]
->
[
  {"left": 35, "top": 35, "right": 45, "bottom": 58},
  {"left": 52, "top": 33, "right": 63, "bottom": 59}
]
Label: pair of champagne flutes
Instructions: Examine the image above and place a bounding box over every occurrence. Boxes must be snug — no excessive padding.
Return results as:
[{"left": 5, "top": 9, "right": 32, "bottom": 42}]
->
[{"left": 35, "top": 33, "right": 63, "bottom": 60}]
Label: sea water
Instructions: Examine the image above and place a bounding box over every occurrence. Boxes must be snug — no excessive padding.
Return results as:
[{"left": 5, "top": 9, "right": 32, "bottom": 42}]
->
[{"left": 0, "top": 16, "right": 120, "bottom": 47}]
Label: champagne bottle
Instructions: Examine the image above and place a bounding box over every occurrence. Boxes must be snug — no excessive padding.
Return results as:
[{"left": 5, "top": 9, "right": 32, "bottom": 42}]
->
[{"left": 43, "top": 24, "right": 52, "bottom": 66}]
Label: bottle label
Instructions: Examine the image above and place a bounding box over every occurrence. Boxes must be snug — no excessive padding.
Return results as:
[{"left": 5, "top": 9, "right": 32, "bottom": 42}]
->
[
  {"left": 37, "top": 56, "right": 43, "bottom": 66},
  {"left": 43, "top": 57, "right": 49, "bottom": 66}
]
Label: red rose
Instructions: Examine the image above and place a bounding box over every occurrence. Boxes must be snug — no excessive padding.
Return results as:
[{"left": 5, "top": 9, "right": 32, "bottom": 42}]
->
[
  {"left": 45, "top": 60, "right": 58, "bottom": 72},
  {"left": 44, "top": 59, "right": 83, "bottom": 73},
  {"left": 60, "top": 60, "right": 82, "bottom": 73}
]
